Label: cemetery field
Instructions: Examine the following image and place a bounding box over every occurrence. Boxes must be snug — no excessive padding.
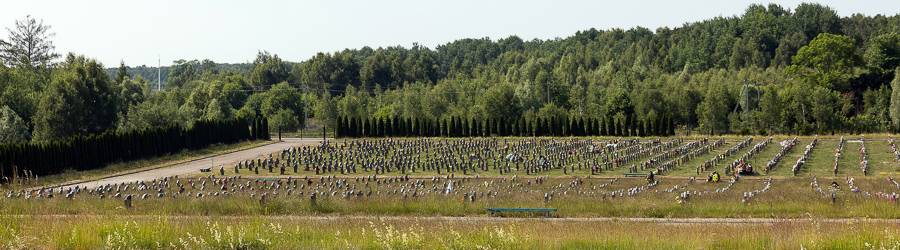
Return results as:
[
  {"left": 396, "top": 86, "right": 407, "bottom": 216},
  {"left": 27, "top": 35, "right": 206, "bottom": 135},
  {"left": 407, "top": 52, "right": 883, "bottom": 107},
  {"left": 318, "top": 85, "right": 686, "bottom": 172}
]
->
[
  {"left": 7, "top": 135, "right": 900, "bottom": 249},
  {"left": 183, "top": 134, "right": 900, "bottom": 179}
]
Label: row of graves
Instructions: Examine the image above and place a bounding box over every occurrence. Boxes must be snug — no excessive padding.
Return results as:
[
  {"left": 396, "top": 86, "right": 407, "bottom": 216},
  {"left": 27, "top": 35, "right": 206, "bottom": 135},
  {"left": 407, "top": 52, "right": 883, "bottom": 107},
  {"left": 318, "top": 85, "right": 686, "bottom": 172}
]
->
[
  {"left": 833, "top": 136, "right": 844, "bottom": 176},
  {"left": 693, "top": 137, "right": 762, "bottom": 182},
  {"left": 644, "top": 138, "right": 719, "bottom": 174},
  {"left": 224, "top": 137, "right": 718, "bottom": 179},
  {"left": 620, "top": 139, "right": 683, "bottom": 173},
  {"left": 791, "top": 135, "right": 819, "bottom": 176},
  {"left": 811, "top": 175, "right": 900, "bottom": 203},
  {"left": 811, "top": 136, "right": 900, "bottom": 202},
  {"left": 890, "top": 135, "right": 900, "bottom": 162},
  {"left": 765, "top": 137, "right": 798, "bottom": 174},
  {"left": 831, "top": 136, "right": 868, "bottom": 176},
  {"left": 725, "top": 137, "right": 771, "bottom": 176},
  {"left": 696, "top": 137, "right": 756, "bottom": 176},
  {"left": 859, "top": 136, "right": 868, "bottom": 176},
  {"left": 9, "top": 173, "right": 784, "bottom": 209},
  {"left": 11, "top": 171, "right": 900, "bottom": 215},
  {"left": 635, "top": 138, "right": 721, "bottom": 174}
]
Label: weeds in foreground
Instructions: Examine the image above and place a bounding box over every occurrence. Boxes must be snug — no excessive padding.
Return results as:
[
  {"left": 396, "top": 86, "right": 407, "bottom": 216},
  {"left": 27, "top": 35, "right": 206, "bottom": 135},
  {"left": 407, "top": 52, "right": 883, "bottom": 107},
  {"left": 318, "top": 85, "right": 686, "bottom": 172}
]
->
[
  {"left": 866, "top": 229, "right": 900, "bottom": 250},
  {"left": 5, "top": 215, "right": 900, "bottom": 249}
]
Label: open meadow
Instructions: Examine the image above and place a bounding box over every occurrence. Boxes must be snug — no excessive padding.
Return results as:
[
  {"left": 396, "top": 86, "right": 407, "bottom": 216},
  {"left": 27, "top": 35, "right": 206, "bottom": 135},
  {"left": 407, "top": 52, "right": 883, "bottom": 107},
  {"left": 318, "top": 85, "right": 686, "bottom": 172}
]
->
[{"left": 5, "top": 135, "right": 900, "bottom": 249}]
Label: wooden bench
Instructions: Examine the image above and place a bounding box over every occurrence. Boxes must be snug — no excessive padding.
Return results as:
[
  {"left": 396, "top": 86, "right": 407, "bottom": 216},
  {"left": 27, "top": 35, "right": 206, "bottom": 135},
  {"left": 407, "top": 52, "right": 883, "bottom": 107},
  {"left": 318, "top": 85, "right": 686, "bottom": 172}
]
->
[
  {"left": 484, "top": 207, "right": 557, "bottom": 217},
  {"left": 623, "top": 173, "right": 648, "bottom": 177},
  {"left": 200, "top": 167, "right": 211, "bottom": 173}
]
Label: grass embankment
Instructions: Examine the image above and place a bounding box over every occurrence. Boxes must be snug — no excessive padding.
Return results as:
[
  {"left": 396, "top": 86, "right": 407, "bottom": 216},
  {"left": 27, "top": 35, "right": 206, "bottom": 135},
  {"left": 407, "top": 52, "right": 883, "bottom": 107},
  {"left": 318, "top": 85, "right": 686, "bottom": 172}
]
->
[
  {"left": 6, "top": 177, "right": 900, "bottom": 218},
  {"left": 9, "top": 140, "right": 274, "bottom": 190},
  {"left": 2, "top": 215, "right": 899, "bottom": 249}
]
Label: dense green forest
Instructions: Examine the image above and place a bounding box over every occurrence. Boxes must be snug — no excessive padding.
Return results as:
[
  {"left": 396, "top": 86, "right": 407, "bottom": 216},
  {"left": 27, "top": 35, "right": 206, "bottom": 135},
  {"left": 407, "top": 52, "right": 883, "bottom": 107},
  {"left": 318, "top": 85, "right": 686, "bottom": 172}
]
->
[{"left": 3, "top": 3, "right": 900, "bottom": 144}]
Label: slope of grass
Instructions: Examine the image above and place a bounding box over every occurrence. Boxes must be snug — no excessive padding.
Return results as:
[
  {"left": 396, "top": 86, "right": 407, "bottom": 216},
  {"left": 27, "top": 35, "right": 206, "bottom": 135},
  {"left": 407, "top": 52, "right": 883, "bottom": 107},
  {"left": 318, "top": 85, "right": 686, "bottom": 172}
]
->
[{"left": 6, "top": 140, "right": 274, "bottom": 190}]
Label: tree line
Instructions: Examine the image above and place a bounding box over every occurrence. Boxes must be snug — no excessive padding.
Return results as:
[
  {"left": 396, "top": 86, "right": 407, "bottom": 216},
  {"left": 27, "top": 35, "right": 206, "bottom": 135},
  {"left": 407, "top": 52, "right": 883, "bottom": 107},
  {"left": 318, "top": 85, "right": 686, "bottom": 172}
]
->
[
  {"left": 4, "top": 3, "right": 900, "bottom": 148},
  {"left": 334, "top": 114, "right": 676, "bottom": 138},
  {"left": 0, "top": 118, "right": 266, "bottom": 180}
]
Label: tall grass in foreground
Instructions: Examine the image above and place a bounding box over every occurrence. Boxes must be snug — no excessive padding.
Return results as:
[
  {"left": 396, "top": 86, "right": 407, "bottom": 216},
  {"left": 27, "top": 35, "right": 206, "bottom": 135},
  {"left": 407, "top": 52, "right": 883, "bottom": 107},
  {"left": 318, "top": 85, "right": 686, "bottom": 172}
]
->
[{"left": 2, "top": 215, "right": 900, "bottom": 249}]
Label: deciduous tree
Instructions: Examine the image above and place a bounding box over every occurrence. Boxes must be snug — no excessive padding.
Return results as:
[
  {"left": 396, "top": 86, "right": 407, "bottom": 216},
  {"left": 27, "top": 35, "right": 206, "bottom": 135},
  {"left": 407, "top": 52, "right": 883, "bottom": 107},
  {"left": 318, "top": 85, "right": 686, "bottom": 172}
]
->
[
  {"left": 0, "top": 105, "right": 29, "bottom": 143},
  {"left": 249, "top": 51, "right": 288, "bottom": 90},
  {"left": 890, "top": 67, "right": 900, "bottom": 130},
  {"left": 785, "top": 33, "right": 860, "bottom": 91},
  {"left": 33, "top": 54, "right": 118, "bottom": 141}
]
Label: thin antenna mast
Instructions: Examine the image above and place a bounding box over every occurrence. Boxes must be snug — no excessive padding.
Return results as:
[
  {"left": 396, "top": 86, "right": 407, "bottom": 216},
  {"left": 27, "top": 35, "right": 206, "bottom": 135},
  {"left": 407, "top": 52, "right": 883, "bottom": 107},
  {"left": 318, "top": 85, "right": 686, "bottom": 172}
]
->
[
  {"left": 157, "top": 55, "right": 161, "bottom": 91},
  {"left": 304, "top": 82, "right": 309, "bottom": 129}
]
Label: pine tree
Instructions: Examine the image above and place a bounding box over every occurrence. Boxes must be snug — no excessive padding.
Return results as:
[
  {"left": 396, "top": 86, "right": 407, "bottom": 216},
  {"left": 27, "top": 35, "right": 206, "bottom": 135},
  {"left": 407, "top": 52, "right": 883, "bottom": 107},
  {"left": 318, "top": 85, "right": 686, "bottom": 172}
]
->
[
  {"left": 623, "top": 114, "right": 631, "bottom": 137},
  {"left": 631, "top": 115, "right": 638, "bottom": 137},
  {"left": 262, "top": 117, "right": 270, "bottom": 140},
  {"left": 637, "top": 120, "right": 644, "bottom": 137},
  {"left": 668, "top": 115, "right": 675, "bottom": 136}
]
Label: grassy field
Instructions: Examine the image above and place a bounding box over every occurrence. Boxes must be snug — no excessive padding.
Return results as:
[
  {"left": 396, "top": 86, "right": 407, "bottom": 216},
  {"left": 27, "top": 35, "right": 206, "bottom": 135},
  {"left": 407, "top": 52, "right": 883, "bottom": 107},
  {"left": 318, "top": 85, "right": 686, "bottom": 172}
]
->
[
  {"left": 2, "top": 215, "right": 900, "bottom": 249},
  {"left": 7, "top": 135, "right": 900, "bottom": 249}
]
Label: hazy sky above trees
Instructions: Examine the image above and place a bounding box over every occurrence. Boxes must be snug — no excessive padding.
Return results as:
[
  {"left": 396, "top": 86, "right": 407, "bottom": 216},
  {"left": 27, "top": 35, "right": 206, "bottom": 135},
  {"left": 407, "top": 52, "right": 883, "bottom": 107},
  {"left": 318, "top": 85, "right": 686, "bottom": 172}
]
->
[{"left": 3, "top": 0, "right": 898, "bottom": 67}]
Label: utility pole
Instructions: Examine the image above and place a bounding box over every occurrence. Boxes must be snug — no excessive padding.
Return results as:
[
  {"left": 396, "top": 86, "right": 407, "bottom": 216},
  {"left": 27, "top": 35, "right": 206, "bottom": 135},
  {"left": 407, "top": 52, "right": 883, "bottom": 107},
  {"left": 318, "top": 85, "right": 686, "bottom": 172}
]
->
[
  {"left": 730, "top": 80, "right": 750, "bottom": 125},
  {"left": 745, "top": 80, "right": 750, "bottom": 127}
]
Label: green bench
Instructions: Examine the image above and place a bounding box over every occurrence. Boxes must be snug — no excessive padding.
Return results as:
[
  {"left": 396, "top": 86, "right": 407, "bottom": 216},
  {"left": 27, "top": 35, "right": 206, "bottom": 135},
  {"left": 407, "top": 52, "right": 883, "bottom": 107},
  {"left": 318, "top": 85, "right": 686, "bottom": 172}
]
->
[
  {"left": 623, "top": 173, "right": 648, "bottom": 177},
  {"left": 484, "top": 207, "right": 557, "bottom": 217},
  {"left": 249, "top": 177, "right": 279, "bottom": 181},
  {"left": 200, "top": 167, "right": 211, "bottom": 173}
]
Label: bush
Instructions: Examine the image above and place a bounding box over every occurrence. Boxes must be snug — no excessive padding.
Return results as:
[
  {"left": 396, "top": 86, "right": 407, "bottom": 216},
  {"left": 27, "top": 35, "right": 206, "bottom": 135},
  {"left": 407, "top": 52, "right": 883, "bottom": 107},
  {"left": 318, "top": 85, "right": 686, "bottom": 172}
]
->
[
  {"left": 800, "top": 123, "right": 810, "bottom": 136},
  {"left": 757, "top": 128, "right": 767, "bottom": 136},
  {"left": 740, "top": 127, "right": 751, "bottom": 136}
]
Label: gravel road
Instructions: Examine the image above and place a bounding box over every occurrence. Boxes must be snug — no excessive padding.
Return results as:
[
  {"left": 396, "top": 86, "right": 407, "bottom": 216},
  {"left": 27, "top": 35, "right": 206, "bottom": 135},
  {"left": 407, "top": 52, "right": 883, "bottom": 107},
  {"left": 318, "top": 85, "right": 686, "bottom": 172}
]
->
[{"left": 57, "top": 138, "right": 325, "bottom": 190}]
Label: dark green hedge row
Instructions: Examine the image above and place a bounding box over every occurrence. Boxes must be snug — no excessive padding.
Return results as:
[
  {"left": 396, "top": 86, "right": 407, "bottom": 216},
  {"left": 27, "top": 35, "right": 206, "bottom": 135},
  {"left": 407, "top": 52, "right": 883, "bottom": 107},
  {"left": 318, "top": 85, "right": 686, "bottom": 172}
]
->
[
  {"left": 0, "top": 117, "right": 268, "bottom": 180},
  {"left": 334, "top": 115, "right": 675, "bottom": 138}
]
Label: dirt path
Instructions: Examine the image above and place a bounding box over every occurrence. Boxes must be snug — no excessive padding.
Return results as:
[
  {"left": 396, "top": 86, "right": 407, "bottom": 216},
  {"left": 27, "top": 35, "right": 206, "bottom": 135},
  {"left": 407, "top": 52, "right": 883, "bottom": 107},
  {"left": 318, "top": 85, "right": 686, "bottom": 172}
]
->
[{"left": 57, "top": 138, "right": 325, "bottom": 190}]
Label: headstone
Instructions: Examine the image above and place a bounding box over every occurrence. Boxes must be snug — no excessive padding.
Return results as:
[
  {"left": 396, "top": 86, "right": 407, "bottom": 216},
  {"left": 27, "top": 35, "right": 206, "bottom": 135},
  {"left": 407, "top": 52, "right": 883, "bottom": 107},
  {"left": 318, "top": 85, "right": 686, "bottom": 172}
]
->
[{"left": 124, "top": 195, "right": 133, "bottom": 208}]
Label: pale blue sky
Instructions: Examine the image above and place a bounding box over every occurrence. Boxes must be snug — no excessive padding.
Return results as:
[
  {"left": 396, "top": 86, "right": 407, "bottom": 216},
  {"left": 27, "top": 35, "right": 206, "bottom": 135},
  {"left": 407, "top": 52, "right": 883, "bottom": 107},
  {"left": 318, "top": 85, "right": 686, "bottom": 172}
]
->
[{"left": 2, "top": 0, "right": 898, "bottom": 67}]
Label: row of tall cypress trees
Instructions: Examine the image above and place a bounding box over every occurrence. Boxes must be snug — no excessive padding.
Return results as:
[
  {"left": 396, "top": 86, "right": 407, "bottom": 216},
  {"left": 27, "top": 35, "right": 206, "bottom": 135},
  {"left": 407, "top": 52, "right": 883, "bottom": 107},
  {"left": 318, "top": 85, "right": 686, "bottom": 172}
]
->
[
  {"left": 0, "top": 118, "right": 268, "bottom": 181},
  {"left": 334, "top": 115, "right": 676, "bottom": 138}
]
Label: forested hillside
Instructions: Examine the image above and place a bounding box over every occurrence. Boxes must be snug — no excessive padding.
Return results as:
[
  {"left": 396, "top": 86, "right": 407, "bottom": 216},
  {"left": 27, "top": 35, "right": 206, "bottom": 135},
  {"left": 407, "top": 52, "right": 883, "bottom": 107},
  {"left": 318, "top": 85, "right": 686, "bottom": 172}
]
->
[{"left": 3, "top": 3, "right": 900, "bottom": 144}]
